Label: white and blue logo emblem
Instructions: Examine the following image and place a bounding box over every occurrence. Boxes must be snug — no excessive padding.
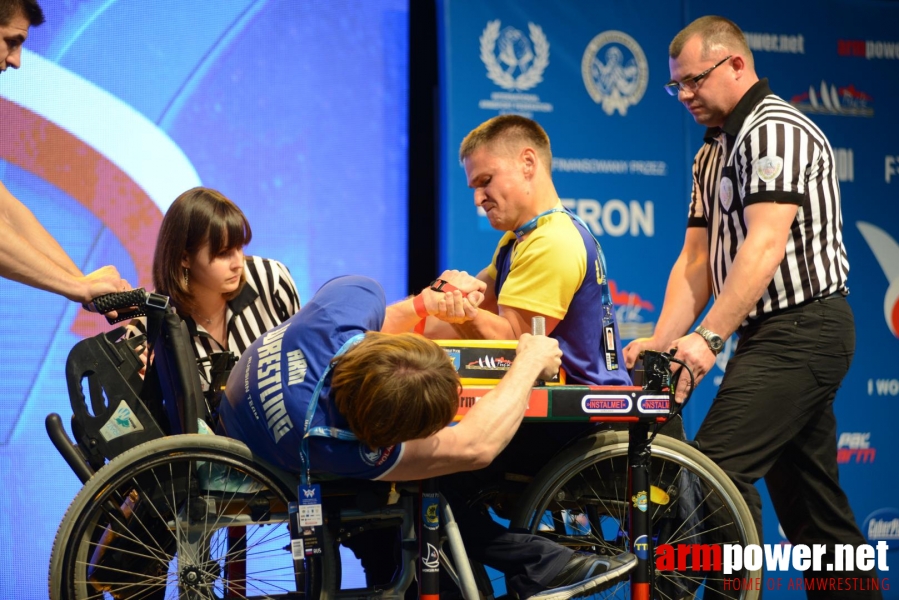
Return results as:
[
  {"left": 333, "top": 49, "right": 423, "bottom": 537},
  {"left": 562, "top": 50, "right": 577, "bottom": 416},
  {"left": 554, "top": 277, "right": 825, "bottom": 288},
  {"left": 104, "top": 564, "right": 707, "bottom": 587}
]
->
[{"left": 581, "top": 31, "right": 648, "bottom": 116}]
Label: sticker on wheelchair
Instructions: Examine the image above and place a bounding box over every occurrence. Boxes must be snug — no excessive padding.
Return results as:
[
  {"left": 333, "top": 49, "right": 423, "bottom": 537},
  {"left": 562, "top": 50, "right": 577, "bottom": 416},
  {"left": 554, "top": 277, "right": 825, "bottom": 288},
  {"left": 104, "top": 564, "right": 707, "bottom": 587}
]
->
[{"left": 422, "top": 493, "right": 439, "bottom": 530}]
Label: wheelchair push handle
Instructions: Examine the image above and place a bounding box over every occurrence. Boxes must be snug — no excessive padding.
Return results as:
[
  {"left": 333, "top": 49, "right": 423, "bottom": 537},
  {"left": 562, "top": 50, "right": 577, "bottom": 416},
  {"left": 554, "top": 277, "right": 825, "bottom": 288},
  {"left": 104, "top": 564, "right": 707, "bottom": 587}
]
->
[{"left": 91, "top": 288, "right": 171, "bottom": 324}]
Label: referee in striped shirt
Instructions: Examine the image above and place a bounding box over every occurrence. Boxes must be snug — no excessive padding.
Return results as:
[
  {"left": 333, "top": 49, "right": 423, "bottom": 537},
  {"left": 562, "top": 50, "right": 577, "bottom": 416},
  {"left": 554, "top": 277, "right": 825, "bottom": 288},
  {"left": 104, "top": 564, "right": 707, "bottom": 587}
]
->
[{"left": 625, "top": 16, "right": 881, "bottom": 596}]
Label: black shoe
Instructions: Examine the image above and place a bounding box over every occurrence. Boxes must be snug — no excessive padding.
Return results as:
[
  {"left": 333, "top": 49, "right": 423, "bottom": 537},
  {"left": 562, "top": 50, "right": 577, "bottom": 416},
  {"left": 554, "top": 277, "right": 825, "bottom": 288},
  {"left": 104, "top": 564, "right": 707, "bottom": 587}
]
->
[{"left": 527, "top": 552, "right": 636, "bottom": 600}]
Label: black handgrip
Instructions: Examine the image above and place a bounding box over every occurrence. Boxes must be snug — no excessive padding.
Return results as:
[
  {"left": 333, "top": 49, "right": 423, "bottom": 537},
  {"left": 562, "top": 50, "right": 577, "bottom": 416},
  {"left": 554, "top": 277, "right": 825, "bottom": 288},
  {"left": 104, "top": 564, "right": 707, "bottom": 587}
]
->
[
  {"left": 92, "top": 288, "right": 148, "bottom": 313},
  {"left": 91, "top": 288, "right": 150, "bottom": 324}
]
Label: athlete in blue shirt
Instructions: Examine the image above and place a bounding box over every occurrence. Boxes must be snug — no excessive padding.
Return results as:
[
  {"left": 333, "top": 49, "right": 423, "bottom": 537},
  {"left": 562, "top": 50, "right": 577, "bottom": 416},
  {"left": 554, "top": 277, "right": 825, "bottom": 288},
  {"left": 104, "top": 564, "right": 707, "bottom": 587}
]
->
[{"left": 219, "top": 274, "right": 636, "bottom": 599}]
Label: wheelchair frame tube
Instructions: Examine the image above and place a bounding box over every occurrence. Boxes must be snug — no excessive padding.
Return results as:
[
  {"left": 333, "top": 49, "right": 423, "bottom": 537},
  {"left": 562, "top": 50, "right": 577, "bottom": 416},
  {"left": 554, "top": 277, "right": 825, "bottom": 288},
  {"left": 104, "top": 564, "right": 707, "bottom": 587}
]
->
[
  {"left": 420, "top": 479, "right": 440, "bottom": 600},
  {"left": 628, "top": 422, "right": 652, "bottom": 600}
]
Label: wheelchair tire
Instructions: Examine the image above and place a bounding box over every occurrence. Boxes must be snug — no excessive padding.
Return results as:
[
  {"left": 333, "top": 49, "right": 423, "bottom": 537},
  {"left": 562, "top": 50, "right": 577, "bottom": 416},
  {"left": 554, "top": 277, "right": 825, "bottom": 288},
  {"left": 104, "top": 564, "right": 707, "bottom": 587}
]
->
[
  {"left": 509, "top": 431, "right": 760, "bottom": 600},
  {"left": 48, "top": 434, "right": 338, "bottom": 599}
]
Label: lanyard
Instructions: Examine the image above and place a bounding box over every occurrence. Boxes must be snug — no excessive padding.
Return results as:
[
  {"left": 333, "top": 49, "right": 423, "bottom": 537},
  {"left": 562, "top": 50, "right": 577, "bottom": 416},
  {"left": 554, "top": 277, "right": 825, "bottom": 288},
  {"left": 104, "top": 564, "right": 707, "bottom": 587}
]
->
[
  {"left": 299, "top": 333, "right": 365, "bottom": 486},
  {"left": 514, "top": 207, "right": 566, "bottom": 238},
  {"left": 514, "top": 207, "right": 614, "bottom": 326}
]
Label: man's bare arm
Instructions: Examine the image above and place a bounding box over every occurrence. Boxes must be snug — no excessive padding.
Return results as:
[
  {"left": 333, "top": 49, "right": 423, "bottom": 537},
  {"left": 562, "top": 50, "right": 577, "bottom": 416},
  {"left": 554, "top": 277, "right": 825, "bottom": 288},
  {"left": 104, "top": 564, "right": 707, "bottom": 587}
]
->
[
  {"left": 380, "top": 333, "right": 561, "bottom": 481},
  {"left": 698, "top": 202, "right": 799, "bottom": 339},
  {"left": 0, "top": 181, "right": 127, "bottom": 302},
  {"left": 425, "top": 268, "right": 561, "bottom": 340},
  {"left": 382, "top": 270, "right": 487, "bottom": 334},
  {"left": 0, "top": 181, "right": 81, "bottom": 276},
  {"left": 623, "top": 227, "right": 712, "bottom": 367},
  {"left": 644, "top": 202, "right": 799, "bottom": 402}
]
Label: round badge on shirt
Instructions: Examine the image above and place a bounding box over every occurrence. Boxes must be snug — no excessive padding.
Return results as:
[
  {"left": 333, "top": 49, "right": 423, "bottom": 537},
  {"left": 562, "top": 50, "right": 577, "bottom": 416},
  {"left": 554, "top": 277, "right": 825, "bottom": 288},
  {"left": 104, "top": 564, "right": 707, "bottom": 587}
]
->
[
  {"left": 755, "top": 156, "right": 784, "bottom": 182},
  {"left": 719, "top": 176, "right": 734, "bottom": 211}
]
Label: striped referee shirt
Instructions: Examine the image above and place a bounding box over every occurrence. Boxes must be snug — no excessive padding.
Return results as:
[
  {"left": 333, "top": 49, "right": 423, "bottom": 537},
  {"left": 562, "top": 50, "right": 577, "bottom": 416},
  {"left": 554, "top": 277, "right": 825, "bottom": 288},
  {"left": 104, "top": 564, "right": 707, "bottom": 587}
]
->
[
  {"left": 128, "top": 255, "right": 301, "bottom": 392},
  {"left": 687, "top": 79, "right": 849, "bottom": 324}
]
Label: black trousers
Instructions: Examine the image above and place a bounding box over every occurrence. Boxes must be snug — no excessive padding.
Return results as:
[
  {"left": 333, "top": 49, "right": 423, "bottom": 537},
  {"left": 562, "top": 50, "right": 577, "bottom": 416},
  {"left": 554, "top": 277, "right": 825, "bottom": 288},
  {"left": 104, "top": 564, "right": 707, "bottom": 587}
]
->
[
  {"left": 695, "top": 296, "right": 882, "bottom": 599},
  {"left": 444, "top": 422, "right": 605, "bottom": 599}
]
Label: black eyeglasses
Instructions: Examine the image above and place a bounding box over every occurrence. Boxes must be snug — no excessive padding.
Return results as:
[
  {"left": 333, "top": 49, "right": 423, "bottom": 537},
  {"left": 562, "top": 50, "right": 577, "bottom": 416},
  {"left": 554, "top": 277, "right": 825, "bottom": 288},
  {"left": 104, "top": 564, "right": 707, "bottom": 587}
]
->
[{"left": 664, "top": 55, "right": 732, "bottom": 96}]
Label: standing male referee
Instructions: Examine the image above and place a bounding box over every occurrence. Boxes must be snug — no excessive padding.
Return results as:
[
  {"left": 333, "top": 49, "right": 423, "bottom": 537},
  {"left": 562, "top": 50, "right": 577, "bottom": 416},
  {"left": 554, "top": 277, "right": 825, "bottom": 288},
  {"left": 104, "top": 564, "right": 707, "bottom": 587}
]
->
[{"left": 624, "top": 15, "right": 882, "bottom": 599}]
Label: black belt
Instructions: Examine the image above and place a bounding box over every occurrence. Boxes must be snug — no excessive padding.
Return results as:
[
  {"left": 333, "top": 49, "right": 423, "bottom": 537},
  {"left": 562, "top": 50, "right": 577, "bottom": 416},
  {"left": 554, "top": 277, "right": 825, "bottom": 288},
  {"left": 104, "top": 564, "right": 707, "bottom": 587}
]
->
[
  {"left": 809, "top": 290, "right": 846, "bottom": 303},
  {"left": 739, "top": 289, "right": 847, "bottom": 337}
]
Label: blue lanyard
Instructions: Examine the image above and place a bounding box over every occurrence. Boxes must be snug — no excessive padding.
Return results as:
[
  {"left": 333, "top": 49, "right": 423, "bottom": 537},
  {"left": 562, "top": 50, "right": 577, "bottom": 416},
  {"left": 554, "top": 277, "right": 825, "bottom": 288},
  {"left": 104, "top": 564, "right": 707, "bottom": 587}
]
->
[
  {"left": 514, "top": 207, "right": 614, "bottom": 326},
  {"left": 300, "top": 333, "right": 365, "bottom": 485},
  {"left": 514, "top": 208, "right": 566, "bottom": 239}
]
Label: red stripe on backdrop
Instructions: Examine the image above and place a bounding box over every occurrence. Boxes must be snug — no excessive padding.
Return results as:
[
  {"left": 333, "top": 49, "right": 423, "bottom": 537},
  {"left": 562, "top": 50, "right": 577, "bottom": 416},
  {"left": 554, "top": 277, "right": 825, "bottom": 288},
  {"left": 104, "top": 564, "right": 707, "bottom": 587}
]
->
[{"left": 0, "top": 96, "right": 162, "bottom": 336}]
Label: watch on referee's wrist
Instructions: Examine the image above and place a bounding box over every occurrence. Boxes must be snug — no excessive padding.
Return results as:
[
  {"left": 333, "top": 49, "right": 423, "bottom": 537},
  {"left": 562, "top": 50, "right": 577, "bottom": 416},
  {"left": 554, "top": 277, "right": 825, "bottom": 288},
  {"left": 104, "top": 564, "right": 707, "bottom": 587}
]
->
[{"left": 694, "top": 326, "right": 724, "bottom": 356}]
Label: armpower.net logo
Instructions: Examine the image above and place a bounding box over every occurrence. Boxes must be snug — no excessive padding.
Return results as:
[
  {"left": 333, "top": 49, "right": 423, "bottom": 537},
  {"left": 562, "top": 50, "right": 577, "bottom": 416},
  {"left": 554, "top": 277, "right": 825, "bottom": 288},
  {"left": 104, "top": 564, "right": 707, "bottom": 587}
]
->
[{"left": 654, "top": 543, "right": 890, "bottom": 593}]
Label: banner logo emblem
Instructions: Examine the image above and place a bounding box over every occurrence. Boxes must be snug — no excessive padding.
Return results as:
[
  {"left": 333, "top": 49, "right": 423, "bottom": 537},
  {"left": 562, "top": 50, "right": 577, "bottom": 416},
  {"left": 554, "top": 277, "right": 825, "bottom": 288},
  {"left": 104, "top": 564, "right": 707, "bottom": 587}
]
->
[
  {"left": 790, "top": 81, "right": 874, "bottom": 117},
  {"left": 581, "top": 30, "right": 648, "bottom": 116},
  {"left": 480, "top": 20, "right": 549, "bottom": 92},
  {"left": 856, "top": 221, "right": 899, "bottom": 338}
]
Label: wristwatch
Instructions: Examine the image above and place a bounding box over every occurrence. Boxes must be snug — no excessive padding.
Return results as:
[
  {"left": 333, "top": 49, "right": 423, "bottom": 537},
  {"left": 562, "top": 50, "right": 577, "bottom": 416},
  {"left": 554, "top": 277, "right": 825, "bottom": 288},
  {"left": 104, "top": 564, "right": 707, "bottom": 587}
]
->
[{"left": 694, "top": 326, "right": 724, "bottom": 355}]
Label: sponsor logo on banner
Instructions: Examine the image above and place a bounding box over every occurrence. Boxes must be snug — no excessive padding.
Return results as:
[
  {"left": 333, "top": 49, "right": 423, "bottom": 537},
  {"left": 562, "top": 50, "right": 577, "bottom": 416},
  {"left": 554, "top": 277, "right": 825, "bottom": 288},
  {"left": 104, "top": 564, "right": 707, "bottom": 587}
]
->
[
  {"left": 609, "top": 280, "right": 655, "bottom": 341},
  {"left": 886, "top": 155, "right": 898, "bottom": 184},
  {"left": 581, "top": 30, "right": 648, "bottom": 116},
  {"left": 790, "top": 82, "right": 874, "bottom": 117},
  {"left": 836, "top": 432, "right": 876, "bottom": 464},
  {"left": 833, "top": 147, "right": 854, "bottom": 182},
  {"left": 856, "top": 222, "right": 899, "bottom": 338},
  {"left": 559, "top": 198, "right": 654, "bottom": 237},
  {"left": 838, "top": 39, "right": 899, "bottom": 59},
  {"left": 863, "top": 508, "right": 899, "bottom": 550},
  {"left": 868, "top": 378, "right": 899, "bottom": 396},
  {"left": 744, "top": 31, "right": 805, "bottom": 54},
  {"left": 553, "top": 157, "right": 667, "bottom": 176},
  {"left": 478, "top": 20, "right": 553, "bottom": 116}
]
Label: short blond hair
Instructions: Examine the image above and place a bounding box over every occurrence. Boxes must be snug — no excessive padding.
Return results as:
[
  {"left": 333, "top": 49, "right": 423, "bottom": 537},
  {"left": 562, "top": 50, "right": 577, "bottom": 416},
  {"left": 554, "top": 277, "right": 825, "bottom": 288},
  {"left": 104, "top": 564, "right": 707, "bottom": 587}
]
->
[{"left": 459, "top": 114, "right": 552, "bottom": 172}]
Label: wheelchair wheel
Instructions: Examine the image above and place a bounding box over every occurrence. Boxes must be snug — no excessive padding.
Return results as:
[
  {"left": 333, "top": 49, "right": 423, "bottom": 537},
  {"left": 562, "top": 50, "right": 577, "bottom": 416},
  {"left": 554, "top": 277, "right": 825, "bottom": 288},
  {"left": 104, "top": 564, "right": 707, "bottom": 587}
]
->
[
  {"left": 509, "top": 431, "right": 760, "bottom": 600},
  {"left": 49, "top": 434, "right": 338, "bottom": 599}
]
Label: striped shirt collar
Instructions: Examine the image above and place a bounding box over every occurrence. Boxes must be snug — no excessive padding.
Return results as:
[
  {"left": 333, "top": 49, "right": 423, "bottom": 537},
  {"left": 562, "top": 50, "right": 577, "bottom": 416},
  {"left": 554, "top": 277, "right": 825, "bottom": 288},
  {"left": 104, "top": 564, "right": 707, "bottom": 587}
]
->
[{"left": 703, "top": 78, "right": 773, "bottom": 143}]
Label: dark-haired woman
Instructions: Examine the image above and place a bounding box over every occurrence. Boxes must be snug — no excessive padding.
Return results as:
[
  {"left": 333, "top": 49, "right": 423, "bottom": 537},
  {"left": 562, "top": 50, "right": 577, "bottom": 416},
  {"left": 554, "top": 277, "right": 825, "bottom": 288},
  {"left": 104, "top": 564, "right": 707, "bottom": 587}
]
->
[{"left": 129, "top": 186, "right": 300, "bottom": 403}]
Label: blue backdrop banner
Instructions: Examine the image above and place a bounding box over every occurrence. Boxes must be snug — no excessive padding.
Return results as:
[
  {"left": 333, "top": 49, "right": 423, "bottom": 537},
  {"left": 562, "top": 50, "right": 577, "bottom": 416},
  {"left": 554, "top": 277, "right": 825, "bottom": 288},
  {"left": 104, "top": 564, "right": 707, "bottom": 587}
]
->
[{"left": 438, "top": 0, "right": 898, "bottom": 594}]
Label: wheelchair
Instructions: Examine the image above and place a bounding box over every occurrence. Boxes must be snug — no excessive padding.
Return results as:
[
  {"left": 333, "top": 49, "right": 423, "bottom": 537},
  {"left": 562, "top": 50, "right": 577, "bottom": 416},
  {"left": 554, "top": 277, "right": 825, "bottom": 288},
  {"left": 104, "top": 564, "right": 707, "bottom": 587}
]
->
[{"left": 46, "top": 291, "right": 760, "bottom": 600}]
